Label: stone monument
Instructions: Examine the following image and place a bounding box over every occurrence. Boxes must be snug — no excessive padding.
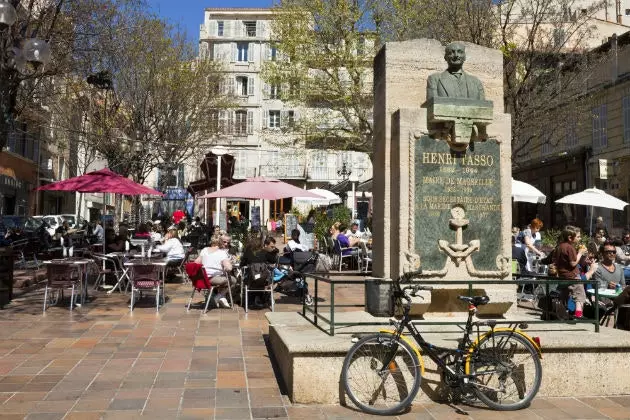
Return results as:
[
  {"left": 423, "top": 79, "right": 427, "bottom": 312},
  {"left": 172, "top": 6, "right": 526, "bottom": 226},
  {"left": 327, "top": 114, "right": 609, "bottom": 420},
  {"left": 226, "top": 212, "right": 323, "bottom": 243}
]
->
[{"left": 372, "top": 39, "right": 514, "bottom": 316}]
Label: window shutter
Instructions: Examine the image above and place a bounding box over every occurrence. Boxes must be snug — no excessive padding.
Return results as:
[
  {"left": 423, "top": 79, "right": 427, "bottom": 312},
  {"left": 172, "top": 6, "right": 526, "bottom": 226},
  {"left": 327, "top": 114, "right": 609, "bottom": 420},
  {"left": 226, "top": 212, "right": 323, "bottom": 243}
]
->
[
  {"left": 248, "top": 77, "right": 255, "bottom": 96},
  {"left": 247, "top": 111, "right": 254, "bottom": 135},
  {"left": 208, "top": 21, "right": 217, "bottom": 37},
  {"left": 228, "top": 77, "right": 235, "bottom": 95},
  {"left": 231, "top": 42, "right": 237, "bottom": 62},
  {"left": 229, "top": 111, "right": 235, "bottom": 134},
  {"left": 225, "top": 20, "right": 232, "bottom": 37},
  {"left": 262, "top": 110, "right": 268, "bottom": 128},
  {"left": 265, "top": 43, "right": 271, "bottom": 61},
  {"left": 280, "top": 111, "right": 288, "bottom": 128},
  {"left": 256, "top": 20, "right": 262, "bottom": 37},
  {"left": 247, "top": 43, "right": 253, "bottom": 62}
]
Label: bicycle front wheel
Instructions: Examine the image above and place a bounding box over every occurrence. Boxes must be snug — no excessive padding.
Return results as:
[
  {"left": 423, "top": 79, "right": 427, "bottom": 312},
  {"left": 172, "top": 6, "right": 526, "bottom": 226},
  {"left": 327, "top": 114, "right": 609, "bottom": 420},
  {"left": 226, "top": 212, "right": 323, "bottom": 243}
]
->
[
  {"left": 467, "top": 331, "right": 542, "bottom": 410},
  {"left": 341, "top": 333, "right": 422, "bottom": 415}
]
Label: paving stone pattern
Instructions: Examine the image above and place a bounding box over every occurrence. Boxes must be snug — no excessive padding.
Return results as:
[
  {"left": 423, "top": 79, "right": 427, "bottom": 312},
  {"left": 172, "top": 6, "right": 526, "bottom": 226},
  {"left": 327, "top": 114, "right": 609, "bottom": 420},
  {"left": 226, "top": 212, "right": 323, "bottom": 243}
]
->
[{"left": 0, "top": 281, "right": 629, "bottom": 419}]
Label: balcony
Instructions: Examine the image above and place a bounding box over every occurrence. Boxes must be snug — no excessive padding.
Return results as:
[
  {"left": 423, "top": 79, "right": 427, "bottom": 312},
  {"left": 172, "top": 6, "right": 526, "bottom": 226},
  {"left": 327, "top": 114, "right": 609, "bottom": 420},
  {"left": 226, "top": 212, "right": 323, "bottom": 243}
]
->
[{"left": 259, "top": 164, "right": 306, "bottom": 180}]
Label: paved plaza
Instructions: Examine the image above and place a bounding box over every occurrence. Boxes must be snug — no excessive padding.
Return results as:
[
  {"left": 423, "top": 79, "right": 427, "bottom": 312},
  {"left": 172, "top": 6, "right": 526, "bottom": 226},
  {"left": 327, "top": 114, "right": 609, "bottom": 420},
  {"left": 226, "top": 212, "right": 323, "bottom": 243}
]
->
[{"left": 0, "top": 281, "right": 629, "bottom": 419}]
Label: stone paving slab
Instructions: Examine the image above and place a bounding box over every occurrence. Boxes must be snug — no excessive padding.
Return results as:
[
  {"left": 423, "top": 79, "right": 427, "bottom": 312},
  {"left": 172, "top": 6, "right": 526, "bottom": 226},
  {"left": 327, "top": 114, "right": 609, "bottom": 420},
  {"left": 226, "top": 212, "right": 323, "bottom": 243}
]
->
[{"left": 0, "top": 280, "right": 628, "bottom": 419}]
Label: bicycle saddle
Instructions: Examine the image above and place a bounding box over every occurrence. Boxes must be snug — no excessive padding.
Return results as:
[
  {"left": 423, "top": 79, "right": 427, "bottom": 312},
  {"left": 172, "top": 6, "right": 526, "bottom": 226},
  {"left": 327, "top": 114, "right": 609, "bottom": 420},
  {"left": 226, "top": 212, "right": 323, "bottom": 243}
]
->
[{"left": 458, "top": 295, "right": 490, "bottom": 306}]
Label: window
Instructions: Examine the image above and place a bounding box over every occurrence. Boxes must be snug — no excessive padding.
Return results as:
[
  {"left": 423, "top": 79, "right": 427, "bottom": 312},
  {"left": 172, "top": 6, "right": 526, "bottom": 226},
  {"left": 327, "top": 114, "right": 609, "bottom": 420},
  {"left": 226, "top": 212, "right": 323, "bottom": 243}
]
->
[
  {"left": 592, "top": 104, "right": 608, "bottom": 148},
  {"left": 270, "top": 84, "right": 281, "bottom": 99},
  {"left": 553, "top": 28, "right": 568, "bottom": 48},
  {"left": 565, "top": 118, "right": 578, "bottom": 147},
  {"left": 208, "top": 110, "right": 219, "bottom": 132},
  {"left": 623, "top": 96, "right": 630, "bottom": 143},
  {"left": 217, "top": 21, "right": 224, "bottom": 36},
  {"left": 244, "top": 21, "right": 257, "bottom": 37},
  {"left": 158, "top": 164, "right": 184, "bottom": 188},
  {"left": 541, "top": 135, "right": 553, "bottom": 156},
  {"left": 234, "top": 110, "right": 248, "bottom": 135},
  {"left": 357, "top": 37, "right": 365, "bottom": 56},
  {"left": 236, "top": 42, "right": 248, "bottom": 62},
  {"left": 287, "top": 110, "right": 295, "bottom": 127},
  {"left": 269, "top": 44, "right": 277, "bottom": 61},
  {"left": 236, "top": 76, "right": 248, "bottom": 96},
  {"left": 268, "top": 110, "right": 281, "bottom": 128}
]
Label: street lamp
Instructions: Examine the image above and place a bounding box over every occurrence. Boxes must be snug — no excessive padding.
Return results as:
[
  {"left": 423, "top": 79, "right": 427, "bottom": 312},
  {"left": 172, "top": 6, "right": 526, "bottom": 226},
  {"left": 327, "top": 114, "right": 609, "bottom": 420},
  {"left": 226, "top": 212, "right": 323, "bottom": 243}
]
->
[
  {"left": 1, "top": 0, "right": 52, "bottom": 151},
  {"left": 211, "top": 145, "right": 228, "bottom": 228},
  {"left": 349, "top": 173, "right": 359, "bottom": 219},
  {"left": 337, "top": 161, "right": 352, "bottom": 181}
]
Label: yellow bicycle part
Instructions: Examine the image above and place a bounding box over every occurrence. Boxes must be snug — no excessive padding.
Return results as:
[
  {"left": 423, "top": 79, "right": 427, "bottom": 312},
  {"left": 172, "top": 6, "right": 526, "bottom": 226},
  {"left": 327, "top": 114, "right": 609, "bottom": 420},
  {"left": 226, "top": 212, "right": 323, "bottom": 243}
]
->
[
  {"left": 464, "top": 328, "right": 543, "bottom": 375},
  {"left": 378, "top": 330, "right": 426, "bottom": 376}
]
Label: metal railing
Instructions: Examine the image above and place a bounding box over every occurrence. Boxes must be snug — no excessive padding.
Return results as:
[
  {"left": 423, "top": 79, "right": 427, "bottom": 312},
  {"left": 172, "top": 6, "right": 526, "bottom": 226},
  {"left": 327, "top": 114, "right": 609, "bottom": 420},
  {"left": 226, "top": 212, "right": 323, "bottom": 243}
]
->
[{"left": 301, "top": 274, "right": 602, "bottom": 336}]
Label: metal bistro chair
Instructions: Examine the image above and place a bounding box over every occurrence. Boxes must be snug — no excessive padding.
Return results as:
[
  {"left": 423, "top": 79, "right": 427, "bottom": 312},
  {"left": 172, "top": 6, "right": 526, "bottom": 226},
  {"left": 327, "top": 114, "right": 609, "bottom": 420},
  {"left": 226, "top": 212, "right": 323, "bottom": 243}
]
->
[
  {"left": 185, "top": 262, "right": 214, "bottom": 313},
  {"left": 241, "top": 264, "right": 275, "bottom": 313},
  {"left": 177, "top": 247, "right": 195, "bottom": 284},
  {"left": 43, "top": 263, "right": 81, "bottom": 313},
  {"left": 129, "top": 263, "right": 162, "bottom": 312},
  {"left": 332, "top": 238, "right": 361, "bottom": 272},
  {"left": 91, "top": 253, "right": 118, "bottom": 291}
]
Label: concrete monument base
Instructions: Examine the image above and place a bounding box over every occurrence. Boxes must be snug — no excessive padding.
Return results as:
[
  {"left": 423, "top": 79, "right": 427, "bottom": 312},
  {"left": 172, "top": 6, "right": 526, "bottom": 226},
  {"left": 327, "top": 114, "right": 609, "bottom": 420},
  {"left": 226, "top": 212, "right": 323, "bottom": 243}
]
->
[{"left": 267, "top": 311, "right": 630, "bottom": 405}]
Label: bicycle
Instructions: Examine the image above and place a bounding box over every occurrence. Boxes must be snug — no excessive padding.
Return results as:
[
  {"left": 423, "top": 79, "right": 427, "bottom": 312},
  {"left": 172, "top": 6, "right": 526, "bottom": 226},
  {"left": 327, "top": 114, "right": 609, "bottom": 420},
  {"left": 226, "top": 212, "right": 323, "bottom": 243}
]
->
[{"left": 341, "top": 271, "right": 543, "bottom": 415}]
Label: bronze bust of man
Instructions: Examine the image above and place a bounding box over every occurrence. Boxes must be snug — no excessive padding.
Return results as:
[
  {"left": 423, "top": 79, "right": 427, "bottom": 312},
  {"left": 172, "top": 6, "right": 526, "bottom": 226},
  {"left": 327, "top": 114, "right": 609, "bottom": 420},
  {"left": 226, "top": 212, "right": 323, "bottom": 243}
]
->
[{"left": 427, "top": 42, "right": 485, "bottom": 101}]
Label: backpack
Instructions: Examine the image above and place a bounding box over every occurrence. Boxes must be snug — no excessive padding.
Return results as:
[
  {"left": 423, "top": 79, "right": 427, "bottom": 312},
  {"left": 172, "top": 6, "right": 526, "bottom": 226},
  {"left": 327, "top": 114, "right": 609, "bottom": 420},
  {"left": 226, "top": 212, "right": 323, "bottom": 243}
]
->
[{"left": 247, "top": 263, "right": 271, "bottom": 289}]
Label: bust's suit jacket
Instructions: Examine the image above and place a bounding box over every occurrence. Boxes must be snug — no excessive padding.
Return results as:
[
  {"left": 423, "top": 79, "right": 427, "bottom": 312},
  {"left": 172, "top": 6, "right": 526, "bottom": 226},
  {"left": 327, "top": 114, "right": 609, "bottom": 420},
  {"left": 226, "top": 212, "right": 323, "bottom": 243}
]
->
[{"left": 426, "top": 70, "right": 485, "bottom": 101}]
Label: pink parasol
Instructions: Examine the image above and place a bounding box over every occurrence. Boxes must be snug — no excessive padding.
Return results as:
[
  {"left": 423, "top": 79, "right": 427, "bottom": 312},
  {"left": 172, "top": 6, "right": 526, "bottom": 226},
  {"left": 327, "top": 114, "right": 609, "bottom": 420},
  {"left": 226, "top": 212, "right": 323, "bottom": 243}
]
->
[
  {"left": 198, "top": 177, "right": 324, "bottom": 200},
  {"left": 37, "top": 168, "right": 162, "bottom": 195}
]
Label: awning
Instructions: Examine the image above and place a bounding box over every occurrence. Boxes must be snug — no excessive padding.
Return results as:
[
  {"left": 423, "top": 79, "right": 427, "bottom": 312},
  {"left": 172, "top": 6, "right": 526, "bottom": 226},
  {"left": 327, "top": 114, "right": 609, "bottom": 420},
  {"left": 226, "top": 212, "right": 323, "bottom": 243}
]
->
[
  {"left": 200, "top": 152, "right": 235, "bottom": 184},
  {"left": 187, "top": 178, "right": 238, "bottom": 197}
]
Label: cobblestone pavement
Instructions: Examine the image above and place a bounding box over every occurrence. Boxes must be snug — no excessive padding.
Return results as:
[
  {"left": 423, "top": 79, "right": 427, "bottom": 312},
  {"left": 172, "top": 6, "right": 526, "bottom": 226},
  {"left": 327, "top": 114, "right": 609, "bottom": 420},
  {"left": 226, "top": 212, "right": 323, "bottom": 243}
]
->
[{"left": 0, "top": 280, "right": 629, "bottom": 420}]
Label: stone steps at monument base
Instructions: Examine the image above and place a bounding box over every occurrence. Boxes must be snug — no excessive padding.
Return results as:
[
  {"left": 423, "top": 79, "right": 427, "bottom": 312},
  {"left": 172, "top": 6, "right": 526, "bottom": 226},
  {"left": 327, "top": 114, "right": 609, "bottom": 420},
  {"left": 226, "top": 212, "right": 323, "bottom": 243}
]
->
[{"left": 267, "top": 311, "right": 630, "bottom": 405}]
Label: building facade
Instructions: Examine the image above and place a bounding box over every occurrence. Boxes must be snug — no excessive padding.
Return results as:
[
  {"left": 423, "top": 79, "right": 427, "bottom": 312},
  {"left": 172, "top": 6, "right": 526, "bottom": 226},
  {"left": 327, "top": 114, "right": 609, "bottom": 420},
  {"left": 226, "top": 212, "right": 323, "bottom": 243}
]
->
[
  {"left": 192, "top": 8, "right": 372, "bottom": 223},
  {"left": 513, "top": 31, "right": 630, "bottom": 235}
]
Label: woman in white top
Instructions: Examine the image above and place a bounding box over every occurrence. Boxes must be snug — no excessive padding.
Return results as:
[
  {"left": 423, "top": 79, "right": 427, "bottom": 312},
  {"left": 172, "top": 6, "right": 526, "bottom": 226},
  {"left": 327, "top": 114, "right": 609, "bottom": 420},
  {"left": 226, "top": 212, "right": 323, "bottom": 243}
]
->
[
  {"left": 287, "top": 229, "right": 309, "bottom": 252},
  {"left": 194, "top": 235, "right": 233, "bottom": 308},
  {"left": 155, "top": 228, "right": 185, "bottom": 267}
]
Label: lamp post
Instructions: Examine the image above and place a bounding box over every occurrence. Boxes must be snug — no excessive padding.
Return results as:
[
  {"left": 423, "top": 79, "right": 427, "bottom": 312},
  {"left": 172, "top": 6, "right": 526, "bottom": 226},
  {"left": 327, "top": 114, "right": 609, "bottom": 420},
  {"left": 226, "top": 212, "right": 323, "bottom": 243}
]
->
[
  {"left": 349, "top": 173, "right": 359, "bottom": 220},
  {"left": 337, "top": 161, "right": 352, "bottom": 206},
  {"left": 0, "top": 0, "right": 53, "bottom": 152},
  {"left": 211, "top": 146, "right": 227, "bottom": 228}
]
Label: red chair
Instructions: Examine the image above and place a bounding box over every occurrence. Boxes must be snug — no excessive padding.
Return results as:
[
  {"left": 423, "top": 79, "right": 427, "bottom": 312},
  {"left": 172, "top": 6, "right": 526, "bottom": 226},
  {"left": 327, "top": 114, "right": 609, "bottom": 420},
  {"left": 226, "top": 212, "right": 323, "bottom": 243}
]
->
[{"left": 186, "top": 262, "right": 214, "bottom": 313}]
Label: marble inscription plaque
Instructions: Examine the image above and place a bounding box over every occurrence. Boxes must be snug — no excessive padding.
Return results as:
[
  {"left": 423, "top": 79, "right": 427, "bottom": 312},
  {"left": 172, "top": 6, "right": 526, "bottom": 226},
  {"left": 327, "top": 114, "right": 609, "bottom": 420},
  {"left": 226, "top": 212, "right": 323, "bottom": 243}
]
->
[{"left": 414, "top": 136, "right": 501, "bottom": 271}]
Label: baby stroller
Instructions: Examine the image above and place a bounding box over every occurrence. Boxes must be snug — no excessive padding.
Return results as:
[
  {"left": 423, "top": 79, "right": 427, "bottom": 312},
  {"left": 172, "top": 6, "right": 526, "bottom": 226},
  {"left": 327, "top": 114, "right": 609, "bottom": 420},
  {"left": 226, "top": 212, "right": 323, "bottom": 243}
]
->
[{"left": 273, "top": 251, "right": 316, "bottom": 305}]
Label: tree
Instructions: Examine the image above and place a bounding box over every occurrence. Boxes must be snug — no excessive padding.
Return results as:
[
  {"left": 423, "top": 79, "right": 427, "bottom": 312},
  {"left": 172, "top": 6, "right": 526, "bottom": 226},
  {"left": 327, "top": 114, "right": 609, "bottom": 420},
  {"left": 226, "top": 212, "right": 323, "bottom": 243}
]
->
[
  {"left": 0, "top": 0, "right": 144, "bottom": 152},
  {"left": 375, "top": 0, "right": 610, "bottom": 159},
  {"left": 48, "top": 9, "right": 231, "bottom": 184},
  {"left": 262, "top": 0, "right": 377, "bottom": 154},
  {"left": 264, "top": 0, "right": 610, "bottom": 160}
]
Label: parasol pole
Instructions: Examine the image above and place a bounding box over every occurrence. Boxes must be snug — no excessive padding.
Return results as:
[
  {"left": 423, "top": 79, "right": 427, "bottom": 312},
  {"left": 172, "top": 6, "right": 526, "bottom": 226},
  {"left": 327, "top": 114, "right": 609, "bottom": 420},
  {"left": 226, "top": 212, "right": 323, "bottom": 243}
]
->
[{"left": 589, "top": 205, "right": 594, "bottom": 237}]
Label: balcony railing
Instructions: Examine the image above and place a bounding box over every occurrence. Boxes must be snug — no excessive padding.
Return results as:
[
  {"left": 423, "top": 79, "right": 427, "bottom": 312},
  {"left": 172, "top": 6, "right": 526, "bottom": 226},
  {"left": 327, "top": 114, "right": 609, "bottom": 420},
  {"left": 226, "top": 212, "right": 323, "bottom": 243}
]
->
[{"left": 259, "top": 164, "right": 305, "bottom": 179}]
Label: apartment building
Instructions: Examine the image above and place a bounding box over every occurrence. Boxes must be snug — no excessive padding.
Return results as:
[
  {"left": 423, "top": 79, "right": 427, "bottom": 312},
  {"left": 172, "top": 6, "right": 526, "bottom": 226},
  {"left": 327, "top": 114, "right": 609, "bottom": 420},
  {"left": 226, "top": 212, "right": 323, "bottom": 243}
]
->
[
  {"left": 189, "top": 7, "right": 373, "bottom": 223},
  {"left": 513, "top": 31, "right": 630, "bottom": 234}
]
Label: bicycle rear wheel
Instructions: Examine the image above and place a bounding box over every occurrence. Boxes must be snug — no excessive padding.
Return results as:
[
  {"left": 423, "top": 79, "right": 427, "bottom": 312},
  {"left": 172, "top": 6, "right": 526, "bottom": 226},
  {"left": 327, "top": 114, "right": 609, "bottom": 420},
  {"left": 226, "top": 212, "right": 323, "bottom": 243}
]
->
[
  {"left": 467, "top": 331, "right": 542, "bottom": 410},
  {"left": 342, "top": 333, "right": 421, "bottom": 415}
]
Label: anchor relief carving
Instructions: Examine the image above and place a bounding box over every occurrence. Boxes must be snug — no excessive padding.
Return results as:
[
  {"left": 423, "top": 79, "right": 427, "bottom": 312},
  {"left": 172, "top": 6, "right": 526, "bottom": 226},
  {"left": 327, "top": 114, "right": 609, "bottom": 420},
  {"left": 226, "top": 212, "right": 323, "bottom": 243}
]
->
[{"left": 417, "top": 205, "right": 510, "bottom": 278}]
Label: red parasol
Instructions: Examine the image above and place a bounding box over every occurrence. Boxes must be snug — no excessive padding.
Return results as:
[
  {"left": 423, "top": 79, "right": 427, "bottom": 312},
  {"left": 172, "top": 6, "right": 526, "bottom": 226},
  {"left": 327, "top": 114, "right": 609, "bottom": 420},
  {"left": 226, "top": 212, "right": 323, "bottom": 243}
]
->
[{"left": 37, "top": 168, "right": 163, "bottom": 196}]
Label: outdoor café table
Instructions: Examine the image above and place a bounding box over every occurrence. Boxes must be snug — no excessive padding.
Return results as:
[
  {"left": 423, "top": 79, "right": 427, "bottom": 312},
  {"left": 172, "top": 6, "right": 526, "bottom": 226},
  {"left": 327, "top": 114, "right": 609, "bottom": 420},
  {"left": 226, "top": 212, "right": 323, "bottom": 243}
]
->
[
  {"left": 124, "top": 258, "right": 168, "bottom": 305},
  {"left": 43, "top": 258, "right": 92, "bottom": 306},
  {"left": 106, "top": 252, "right": 132, "bottom": 294},
  {"left": 587, "top": 287, "right": 624, "bottom": 327}
]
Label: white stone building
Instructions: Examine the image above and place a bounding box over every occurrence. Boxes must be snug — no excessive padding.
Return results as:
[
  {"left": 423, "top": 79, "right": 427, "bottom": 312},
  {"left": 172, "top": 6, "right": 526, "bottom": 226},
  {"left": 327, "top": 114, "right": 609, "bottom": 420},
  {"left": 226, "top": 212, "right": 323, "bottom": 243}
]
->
[{"left": 189, "top": 7, "right": 372, "bottom": 224}]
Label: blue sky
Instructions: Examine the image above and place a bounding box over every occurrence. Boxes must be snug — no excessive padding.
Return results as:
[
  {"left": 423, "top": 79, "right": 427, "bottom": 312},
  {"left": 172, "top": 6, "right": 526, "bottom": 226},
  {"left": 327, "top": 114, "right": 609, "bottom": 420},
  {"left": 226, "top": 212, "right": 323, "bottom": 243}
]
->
[{"left": 147, "top": 0, "right": 276, "bottom": 43}]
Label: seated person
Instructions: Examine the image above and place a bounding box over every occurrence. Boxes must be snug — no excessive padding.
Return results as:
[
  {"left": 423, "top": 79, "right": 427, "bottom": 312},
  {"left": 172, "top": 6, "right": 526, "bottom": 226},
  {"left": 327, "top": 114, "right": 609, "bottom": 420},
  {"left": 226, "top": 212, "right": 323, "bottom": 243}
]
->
[
  {"left": 92, "top": 220, "right": 104, "bottom": 244},
  {"left": 105, "top": 226, "right": 128, "bottom": 252},
  {"left": 331, "top": 223, "right": 360, "bottom": 254},
  {"left": 150, "top": 222, "right": 163, "bottom": 242},
  {"left": 511, "top": 235, "right": 529, "bottom": 275},
  {"left": 286, "top": 228, "right": 309, "bottom": 252},
  {"left": 240, "top": 235, "right": 278, "bottom": 308},
  {"left": 593, "top": 241, "right": 625, "bottom": 290},
  {"left": 344, "top": 222, "right": 361, "bottom": 238},
  {"left": 133, "top": 223, "right": 152, "bottom": 239},
  {"left": 154, "top": 227, "right": 185, "bottom": 270},
  {"left": 56, "top": 221, "right": 73, "bottom": 248},
  {"left": 614, "top": 285, "right": 630, "bottom": 330},
  {"left": 194, "top": 235, "right": 233, "bottom": 308}
]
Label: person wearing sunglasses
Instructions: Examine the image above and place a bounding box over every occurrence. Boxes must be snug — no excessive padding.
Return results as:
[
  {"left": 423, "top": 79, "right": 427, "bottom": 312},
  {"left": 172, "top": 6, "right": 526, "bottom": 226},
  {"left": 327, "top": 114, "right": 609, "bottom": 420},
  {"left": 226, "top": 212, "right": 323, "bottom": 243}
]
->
[{"left": 593, "top": 241, "right": 625, "bottom": 291}]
